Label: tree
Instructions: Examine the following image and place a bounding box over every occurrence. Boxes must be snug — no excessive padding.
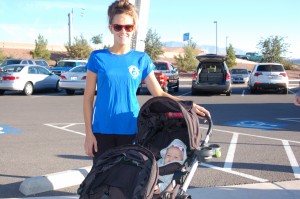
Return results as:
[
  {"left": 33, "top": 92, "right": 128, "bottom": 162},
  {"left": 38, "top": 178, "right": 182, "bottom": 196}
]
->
[
  {"left": 30, "top": 34, "right": 51, "bottom": 60},
  {"left": 0, "top": 49, "right": 6, "bottom": 62},
  {"left": 65, "top": 34, "right": 92, "bottom": 58},
  {"left": 226, "top": 44, "right": 237, "bottom": 68},
  {"left": 174, "top": 38, "right": 198, "bottom": 72},
  {"left": 144, "top": 28, "right": 164, "bottom": 60},
  {"left": 257, "top": 35, "right": 290, "bottom": 63},
  {"left": 91, "top": 34, "right": 103, "bottom": 45}
]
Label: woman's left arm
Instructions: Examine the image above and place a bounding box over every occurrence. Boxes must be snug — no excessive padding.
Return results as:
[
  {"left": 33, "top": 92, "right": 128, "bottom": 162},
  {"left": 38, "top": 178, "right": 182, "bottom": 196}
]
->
[{"left": 144, "top": 72, "right": 210, "bottom": 118}]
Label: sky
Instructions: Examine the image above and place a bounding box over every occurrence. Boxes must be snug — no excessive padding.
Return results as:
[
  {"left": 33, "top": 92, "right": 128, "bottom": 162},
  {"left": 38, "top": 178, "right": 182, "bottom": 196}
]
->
[{"left": 0, "top": 0, "right": 299, "bottom": 58}]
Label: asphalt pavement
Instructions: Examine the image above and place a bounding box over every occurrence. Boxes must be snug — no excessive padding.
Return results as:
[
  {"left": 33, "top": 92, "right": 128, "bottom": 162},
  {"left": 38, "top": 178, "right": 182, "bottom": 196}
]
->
[{"left": 2, "top": 75, "right": 300, "bottom": 199}]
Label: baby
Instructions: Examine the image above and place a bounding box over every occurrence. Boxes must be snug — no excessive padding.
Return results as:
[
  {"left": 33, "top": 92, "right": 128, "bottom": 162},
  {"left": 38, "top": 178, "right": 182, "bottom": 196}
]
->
[{"left": 154, "top": 139, "right": 187, "bottom": 194}]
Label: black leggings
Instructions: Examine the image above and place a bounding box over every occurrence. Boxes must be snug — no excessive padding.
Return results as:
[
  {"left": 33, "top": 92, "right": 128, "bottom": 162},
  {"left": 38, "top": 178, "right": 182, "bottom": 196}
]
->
[{"left": 93, "top": 133, "right": 135, "bottom": 164}]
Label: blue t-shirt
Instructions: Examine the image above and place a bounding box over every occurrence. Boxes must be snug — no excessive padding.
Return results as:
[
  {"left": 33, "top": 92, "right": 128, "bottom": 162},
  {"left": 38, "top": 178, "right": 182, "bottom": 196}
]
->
[{"left": 86, "top": 49, "right": 154, "bottom": 135}]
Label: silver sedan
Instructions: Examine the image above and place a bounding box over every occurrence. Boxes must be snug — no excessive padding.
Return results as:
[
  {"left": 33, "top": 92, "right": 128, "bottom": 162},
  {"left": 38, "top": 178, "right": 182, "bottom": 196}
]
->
[
  {"left": 59, "top": 66, "right": 89, "bottom": 95},
  {"left": 0, "top": 64, "right": 60, "bottom": 95}
]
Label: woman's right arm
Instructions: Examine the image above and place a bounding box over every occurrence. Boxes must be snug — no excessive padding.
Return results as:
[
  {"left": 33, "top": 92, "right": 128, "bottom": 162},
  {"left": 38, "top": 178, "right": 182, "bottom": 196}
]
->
[{"left": 83, "top": 70, "right": 98, "bottom": 156}]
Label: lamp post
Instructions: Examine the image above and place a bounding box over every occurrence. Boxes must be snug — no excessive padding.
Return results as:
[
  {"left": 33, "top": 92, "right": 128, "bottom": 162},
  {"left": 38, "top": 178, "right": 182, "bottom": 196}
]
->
[
  {"left": 68, "top": 9, "right": 73, "bottom": 45},
  {"left": 226, "top": 36, "right": 229, "bottom": 54},
  {"left": 213, "top": 21, "right": 218, "bottom": 54}
]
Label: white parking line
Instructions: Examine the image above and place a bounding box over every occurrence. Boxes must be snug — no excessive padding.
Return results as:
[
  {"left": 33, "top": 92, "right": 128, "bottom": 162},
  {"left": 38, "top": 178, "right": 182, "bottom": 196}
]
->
[
  {"left": 44, "top": 123, "right": 85, "bottom": 136},
  {"left": 282, "top": 140, "right": 300, "bottom": 179},
  {"left": 201, "top": 163, "right": 268, "bottom": 183},
  {"left": 224, "top": 133, "right": 239, "bottom": 170}
]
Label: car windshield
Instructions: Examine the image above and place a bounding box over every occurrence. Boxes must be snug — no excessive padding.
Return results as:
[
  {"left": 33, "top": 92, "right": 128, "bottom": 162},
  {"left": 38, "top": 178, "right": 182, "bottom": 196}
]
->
[
  {"left": 70, "top": 66, "right": 87, "bottom": 73},
  {"left": 3, "top": 65, "right": 24, "bottom": 72},
  {"left": 1, "top": 60, "right": 21, "bottom": 66},
  {"left": 154, "top": 63, "right": 167, "bottom": 70},
  {"left": 231, "top": 69, "right": 248, "bottom": 74},
  {"left": 257, "top": 65, "right": 284, "bottom": 72},
  {"left": 56, "top": 61, "right": 76, "bottom": 67}
]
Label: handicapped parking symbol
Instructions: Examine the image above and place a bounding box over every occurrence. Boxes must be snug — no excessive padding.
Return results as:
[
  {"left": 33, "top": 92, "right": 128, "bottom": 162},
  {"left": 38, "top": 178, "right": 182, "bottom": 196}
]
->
[
  {"left": 225, "top": 120, "right": 287, "bottom": 130},
  {"left": 0, "top": 125, "right": 23, "bottom": 134}
]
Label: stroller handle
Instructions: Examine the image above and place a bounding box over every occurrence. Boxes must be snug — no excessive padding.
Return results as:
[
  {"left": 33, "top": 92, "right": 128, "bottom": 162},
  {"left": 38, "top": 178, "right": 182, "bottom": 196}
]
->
[{"left": 200, "top": 114, "right": 213, "bottom": 147}]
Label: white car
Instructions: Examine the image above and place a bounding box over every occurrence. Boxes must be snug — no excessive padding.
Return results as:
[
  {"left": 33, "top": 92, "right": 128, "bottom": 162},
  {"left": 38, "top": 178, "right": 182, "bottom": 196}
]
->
[
  {"left": 248, "top": 63, "right": 289, "bottom": 94},
  {"left": 0, "top": 64, "right": 60, "bottom": 95},
  {"left": 230, "top": 68, "right": 250, "bottom": 84},
  {"left": 59, "top": 66, "right": 89, "bottom": 95}
]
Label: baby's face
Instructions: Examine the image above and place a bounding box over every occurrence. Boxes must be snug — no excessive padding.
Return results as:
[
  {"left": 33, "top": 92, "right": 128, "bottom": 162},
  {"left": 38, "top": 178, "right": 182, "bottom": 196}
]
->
[{"left": 164, "top": 147, "right": 183, "bottom": 164}]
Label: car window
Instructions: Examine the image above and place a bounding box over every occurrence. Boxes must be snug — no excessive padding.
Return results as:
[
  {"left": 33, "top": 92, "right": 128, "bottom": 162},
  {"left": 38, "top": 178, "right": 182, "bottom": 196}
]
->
[
  {"left": 154, "top": 63, "right": 168, "bottom": 70},
  {"left": 28, "top": 66, "right": 38, "bottom": 74},
  {"left": 257, "top": 65, "right": 284, "bottom": 72},
  {"left": 70, "top": 66, "right": 87, "bottom": 73},
  {"left": 3, "top": 65, "right": 24, "bottom": 72},
  {"left": 37, "top": 66, "right": 50, "bottom": 75},
  {"left": 21, "top": 60, "right": 28, "bottom": 64},
  {"left": 200, "top": 63, "right": 223, "bottom": 73},
  {"left": 2, "top": 60, "right": 22, "bottom": 66},
  {"left": 231, "top": 69, "right": 248, "bottom": 74},
  {"left": 78, "top": 62, "right": 87, "bottom": 66},
  {"left": 28, "top": 60, "right": 34, "bottom": 64}
]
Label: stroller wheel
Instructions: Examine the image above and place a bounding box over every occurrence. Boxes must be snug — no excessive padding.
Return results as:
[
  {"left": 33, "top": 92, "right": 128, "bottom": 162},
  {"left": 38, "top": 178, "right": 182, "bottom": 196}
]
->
[{"left": 195, "top": 147, "right": 214, "bottom": 161}]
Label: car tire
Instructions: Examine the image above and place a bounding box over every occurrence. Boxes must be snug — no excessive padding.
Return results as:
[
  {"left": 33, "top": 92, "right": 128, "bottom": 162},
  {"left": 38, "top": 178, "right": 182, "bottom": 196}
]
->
[
  {"left": 191, "top": 87, "right": 197, "bottom": 95},
  {"left": 250, "top": 87, "right": 256, "bottom": 94},
  {"left": 54, "top": 81, "right": 60, "bottom": 92},
  {"left": 282, "top": 88, "right": 288, "bottom": 95},
  {"left": 174, "top": 81, "right": 179, "bottom": 92},
  {"left": 0, "top": 90, "right": 5, "bottom": 95},
  {"left": 226, "top": 90, "right": 231, "bottom": 96},
  {"left": 136, "top": 87, "right": 140, "bottom": 95},
  {"left": 23, "top": 82, "right": 34, "bottom": 96},
  {"left": 66, "top": 89, "right": 75, "bottom": 95}
]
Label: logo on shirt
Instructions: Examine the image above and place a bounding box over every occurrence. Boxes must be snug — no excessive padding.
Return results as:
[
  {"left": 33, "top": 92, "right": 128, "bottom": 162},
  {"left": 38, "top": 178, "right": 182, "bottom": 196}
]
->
[{"left": 128, "top": 65, "right": 140, "bottom": 79}]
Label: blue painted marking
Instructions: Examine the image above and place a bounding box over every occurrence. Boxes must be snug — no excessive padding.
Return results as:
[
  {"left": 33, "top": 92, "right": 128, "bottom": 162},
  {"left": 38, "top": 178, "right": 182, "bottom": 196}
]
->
[
  {"left": 0, "top": 124, "right": 23, "bottom": 134},
  {"left": 225, "top": 120, "right": 287, "bottom": 130}
]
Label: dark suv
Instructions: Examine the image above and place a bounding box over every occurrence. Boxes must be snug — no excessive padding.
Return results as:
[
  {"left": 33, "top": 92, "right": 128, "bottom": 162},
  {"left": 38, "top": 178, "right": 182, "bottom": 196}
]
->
[{"left": 191, "top": 54, "right": 232, "bottom": 96}]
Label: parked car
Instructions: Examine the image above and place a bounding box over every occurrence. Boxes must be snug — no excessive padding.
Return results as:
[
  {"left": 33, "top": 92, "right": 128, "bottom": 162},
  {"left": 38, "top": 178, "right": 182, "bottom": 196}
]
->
[
  {"left": 0, "top": 64, "right": 60, "bottom": 95},
  {"left": 50, "top": 59, "right": 87, "bottom": 76},
  {"left": 192, "top": 54, "right": 232, "bottom": 96},
  {"left": 235, "top": 55, "right": 249, "bottom": 60},
  {"left": 137, "top": 60, "right": 179, "bottom": 94},
  {"left": 245, "top": 52, "right": 264, "bottom": 62},
  {"left": 230, "top": 68, "right": 250, "bottom": 84},
  {"left": 248, "top": 63, "right": 289, "bottom": 94},
  {"left": 59, "top": 66, "right": 88, "bottom": 95},
  {"left": 0, "top": 58, "right": 49, "bottom": 68}
]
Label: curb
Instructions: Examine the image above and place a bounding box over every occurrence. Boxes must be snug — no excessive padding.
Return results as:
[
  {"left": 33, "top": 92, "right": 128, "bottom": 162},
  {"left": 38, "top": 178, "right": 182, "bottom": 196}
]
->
[{"left": 19, "top": 166, "right": 91, "bottom": 196}]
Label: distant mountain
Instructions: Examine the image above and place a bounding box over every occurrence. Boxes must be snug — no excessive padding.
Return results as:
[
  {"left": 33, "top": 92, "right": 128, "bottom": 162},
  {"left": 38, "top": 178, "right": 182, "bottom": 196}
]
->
[
  {"left": 162, "top": 41, "right": 246, "bottom": 55},
  {"left": 290, "top": 59, "right": 300, "bottom": 65}
]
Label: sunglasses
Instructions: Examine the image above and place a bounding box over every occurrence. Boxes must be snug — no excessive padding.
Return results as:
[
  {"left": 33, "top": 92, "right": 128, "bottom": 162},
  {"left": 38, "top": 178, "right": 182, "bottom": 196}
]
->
[{"left": 112, "top": 24, "right": 135, "bottom": 32}]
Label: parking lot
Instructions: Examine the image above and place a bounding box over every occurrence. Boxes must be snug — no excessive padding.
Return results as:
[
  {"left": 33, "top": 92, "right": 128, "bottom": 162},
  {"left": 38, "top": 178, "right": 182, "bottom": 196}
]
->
[{"left": 0, "top": 81, "right": 299, "bottom": 198}]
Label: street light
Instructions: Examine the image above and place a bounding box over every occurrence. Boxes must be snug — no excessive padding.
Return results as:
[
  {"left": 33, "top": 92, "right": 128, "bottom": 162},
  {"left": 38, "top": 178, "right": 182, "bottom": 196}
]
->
[
  {"left": 213, "top": 21, "right": 218, "bottom": 54},
  {"left": 226, "top": 36, "right": 229, "bottom": 54}
]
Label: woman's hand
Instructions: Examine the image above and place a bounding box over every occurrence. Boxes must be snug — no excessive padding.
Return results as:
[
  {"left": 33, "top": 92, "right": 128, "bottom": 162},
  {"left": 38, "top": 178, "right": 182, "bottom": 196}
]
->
[
  {"left": 192, "top": 103, "right": 211, "bottom": 120},
  {"left": 84, "top": 132, "right": 98, "bottom": 157}
]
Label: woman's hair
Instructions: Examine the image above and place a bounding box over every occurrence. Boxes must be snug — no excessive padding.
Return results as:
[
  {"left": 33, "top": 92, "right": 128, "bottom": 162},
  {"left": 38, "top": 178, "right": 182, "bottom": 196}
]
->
[{"left": 108, "top": 0, "right": 138, "bottom": 25}]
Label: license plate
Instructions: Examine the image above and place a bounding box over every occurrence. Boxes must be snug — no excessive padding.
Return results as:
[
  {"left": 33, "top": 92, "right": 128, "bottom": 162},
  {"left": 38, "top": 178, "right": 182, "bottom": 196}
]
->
[{"left": 71, "top": 76, "right": 78, "bottom": 80}]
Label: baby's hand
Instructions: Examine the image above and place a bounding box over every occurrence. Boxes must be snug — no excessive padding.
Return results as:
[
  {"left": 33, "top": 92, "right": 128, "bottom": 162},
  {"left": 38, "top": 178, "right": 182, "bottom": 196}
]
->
[{"left": 153, "top": 185, "right": 160, "bottom": 194}]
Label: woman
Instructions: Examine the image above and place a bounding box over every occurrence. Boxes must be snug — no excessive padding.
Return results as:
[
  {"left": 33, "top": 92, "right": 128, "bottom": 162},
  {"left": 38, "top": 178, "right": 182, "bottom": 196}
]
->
[{"left": 83, "top": 0, "right": 210, "bottom": 162}]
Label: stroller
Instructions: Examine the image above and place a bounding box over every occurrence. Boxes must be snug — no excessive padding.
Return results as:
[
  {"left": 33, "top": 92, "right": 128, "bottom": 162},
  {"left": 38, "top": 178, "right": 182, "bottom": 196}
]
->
[{"left": 78, "top": 96, "right": 214, "bottom": 199}]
